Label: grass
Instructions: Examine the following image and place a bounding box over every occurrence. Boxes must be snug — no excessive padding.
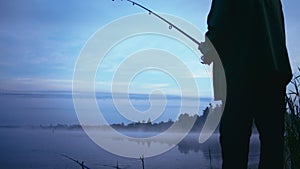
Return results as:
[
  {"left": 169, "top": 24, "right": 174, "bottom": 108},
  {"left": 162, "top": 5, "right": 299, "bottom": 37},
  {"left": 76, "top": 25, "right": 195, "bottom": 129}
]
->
[{"left": 285, "top": 68, "right": 300, "bottom": 169}]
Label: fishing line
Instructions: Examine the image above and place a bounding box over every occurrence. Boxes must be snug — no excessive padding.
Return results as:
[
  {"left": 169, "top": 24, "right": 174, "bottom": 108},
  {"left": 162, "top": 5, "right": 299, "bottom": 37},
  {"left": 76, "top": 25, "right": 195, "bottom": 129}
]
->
[
  {"left": 113, "top": 0, "right": 201, "bottom": 46},
  {"left": 113, "top": 0, "right": 214, "bottom": 96}
]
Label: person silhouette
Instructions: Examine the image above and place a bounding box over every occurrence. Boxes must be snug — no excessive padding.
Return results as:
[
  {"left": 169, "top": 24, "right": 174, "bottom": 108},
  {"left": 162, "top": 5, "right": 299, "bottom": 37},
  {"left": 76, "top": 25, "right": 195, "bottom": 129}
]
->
[{"left": 199, "top": 0, "right": 292, "bottom": 169}]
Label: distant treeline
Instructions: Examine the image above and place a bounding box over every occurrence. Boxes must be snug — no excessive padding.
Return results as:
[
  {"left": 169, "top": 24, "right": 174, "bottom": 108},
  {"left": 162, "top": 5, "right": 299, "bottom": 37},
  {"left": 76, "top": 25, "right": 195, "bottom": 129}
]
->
[
  {"left": 36, "top": 105, "right": 219, "bottom": 132},
  {"left": 110, "top": 105, "right": 220, "bottom": 133},
  {"left": 36, "top": 104, "right": 259, "bottom": 133},
  {"left": 1, "top": 104, "right": 260, "bottom": 134}
]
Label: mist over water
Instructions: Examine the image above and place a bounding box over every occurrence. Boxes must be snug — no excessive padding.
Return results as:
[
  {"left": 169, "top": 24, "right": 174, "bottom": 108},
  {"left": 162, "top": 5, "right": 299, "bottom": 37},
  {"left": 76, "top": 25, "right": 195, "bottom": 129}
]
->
[
  {"left": 0, "top": 91, "right": 259, "bottom": 168},
  {"left": 0, "top": 128, "right": 260, "bottom": 169}
]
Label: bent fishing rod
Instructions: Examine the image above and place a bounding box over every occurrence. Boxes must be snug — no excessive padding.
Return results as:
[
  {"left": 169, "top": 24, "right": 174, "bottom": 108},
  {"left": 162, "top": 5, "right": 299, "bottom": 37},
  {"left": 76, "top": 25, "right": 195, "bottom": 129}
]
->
[{"left": 112, "top": 0, "right": 201, "bottom": 46}]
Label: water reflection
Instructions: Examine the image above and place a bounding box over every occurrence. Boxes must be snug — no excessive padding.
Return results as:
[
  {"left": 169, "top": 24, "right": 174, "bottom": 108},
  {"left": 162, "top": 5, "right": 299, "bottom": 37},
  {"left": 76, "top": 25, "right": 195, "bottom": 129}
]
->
[
  {"left": 105, "top": 130, "right": 221, "bottom": 156},
  {"left": 0, "top": 128, "right": 260, "bottom": 169},
  {"left": 112, "top": 130, "right": 258, "bottom": 167}
]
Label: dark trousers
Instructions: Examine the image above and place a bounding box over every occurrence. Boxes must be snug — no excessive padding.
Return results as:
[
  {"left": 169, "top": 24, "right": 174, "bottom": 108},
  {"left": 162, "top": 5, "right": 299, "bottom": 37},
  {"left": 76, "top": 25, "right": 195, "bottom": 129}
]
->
[{"left": 220, "top": 73, "right": 286, "bottom": 169}]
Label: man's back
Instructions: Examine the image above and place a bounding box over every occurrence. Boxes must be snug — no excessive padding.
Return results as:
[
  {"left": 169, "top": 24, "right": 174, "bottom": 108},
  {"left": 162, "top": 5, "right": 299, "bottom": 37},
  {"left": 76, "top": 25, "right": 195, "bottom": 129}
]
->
[{"left": 206, "top": 0, "right": 292, "bottom": 82}]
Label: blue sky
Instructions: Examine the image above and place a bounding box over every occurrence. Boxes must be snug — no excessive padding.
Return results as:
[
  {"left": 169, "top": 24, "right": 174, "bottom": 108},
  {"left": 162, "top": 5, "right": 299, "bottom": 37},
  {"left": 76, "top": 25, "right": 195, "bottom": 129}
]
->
[{"left": 0, "top": 0, "right": 299, "bottom": 94}]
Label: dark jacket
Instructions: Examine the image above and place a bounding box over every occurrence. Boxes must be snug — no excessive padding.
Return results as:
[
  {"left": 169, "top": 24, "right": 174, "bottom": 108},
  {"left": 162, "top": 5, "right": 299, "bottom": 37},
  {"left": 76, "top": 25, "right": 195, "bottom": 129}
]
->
[{"left": 205, "top": 0, "right": 292, "bottom": 100}]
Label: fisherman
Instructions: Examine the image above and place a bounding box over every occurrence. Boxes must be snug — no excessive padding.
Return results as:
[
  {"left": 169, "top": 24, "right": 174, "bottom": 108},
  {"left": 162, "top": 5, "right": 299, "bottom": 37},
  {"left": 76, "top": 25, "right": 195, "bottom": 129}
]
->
[{"left": 199, "top": 0, "right": 292, "bottom": 169}]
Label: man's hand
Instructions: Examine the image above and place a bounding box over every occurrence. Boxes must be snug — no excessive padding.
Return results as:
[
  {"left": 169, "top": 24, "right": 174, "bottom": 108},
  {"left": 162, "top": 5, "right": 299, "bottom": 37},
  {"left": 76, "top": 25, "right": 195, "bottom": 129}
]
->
[{"left": 198, "top": 42, "right": 213, "bottom": 65}]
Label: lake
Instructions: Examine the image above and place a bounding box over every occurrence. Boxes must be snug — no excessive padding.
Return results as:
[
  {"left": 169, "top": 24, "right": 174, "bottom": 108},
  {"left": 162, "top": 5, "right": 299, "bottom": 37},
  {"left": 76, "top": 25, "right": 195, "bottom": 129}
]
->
[{"left": 0, "top": 128, "right": 260, "bottom": 169}]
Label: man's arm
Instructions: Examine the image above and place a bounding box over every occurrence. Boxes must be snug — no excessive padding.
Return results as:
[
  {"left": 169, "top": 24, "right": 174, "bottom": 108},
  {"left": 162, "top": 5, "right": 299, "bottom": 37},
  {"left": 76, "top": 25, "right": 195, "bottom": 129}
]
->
[{"left": 200, "top": 0, "right": 233, "bottom": 64}]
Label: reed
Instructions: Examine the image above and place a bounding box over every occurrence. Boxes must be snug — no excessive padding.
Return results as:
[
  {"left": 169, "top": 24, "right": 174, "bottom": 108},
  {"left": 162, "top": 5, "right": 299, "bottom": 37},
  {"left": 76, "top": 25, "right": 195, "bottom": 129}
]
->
[
  {"left": 140, "top": 155, "right": 145, "bottom": 169},
  {"left": 208, "top": 147, "right": 213, "bottom": 169},
  {"left": 285, "top": 68, "right": 300, "bottom": 169}
]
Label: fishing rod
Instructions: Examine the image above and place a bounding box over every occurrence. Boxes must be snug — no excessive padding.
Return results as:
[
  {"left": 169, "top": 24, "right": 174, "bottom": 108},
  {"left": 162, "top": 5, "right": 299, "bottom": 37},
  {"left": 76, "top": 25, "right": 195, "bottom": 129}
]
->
[
  {"left": 61, "top": 154, "right": 91, "bottom": 169},
  {"left": 113, "top": 0, "right": 201, "bottom": 46}
]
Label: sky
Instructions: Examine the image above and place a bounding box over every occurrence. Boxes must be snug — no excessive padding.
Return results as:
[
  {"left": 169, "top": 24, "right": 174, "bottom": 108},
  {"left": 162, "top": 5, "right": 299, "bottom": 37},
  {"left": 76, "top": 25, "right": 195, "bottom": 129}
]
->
[
  {"left": 0, "top": 0, "right": 207, "bottom": 95},
  {"left": 0, "top": 0, "right": 299, "bottom": 126},
  {"left": 0, "top": 0, "right": 299, "bottom": 95}
]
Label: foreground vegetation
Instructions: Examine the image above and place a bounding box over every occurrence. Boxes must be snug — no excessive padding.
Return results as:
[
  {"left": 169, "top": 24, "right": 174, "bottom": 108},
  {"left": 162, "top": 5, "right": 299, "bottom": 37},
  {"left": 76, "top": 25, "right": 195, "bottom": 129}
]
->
[{"left": 285, "top": 68, "right": 300, "bottom": 169}]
